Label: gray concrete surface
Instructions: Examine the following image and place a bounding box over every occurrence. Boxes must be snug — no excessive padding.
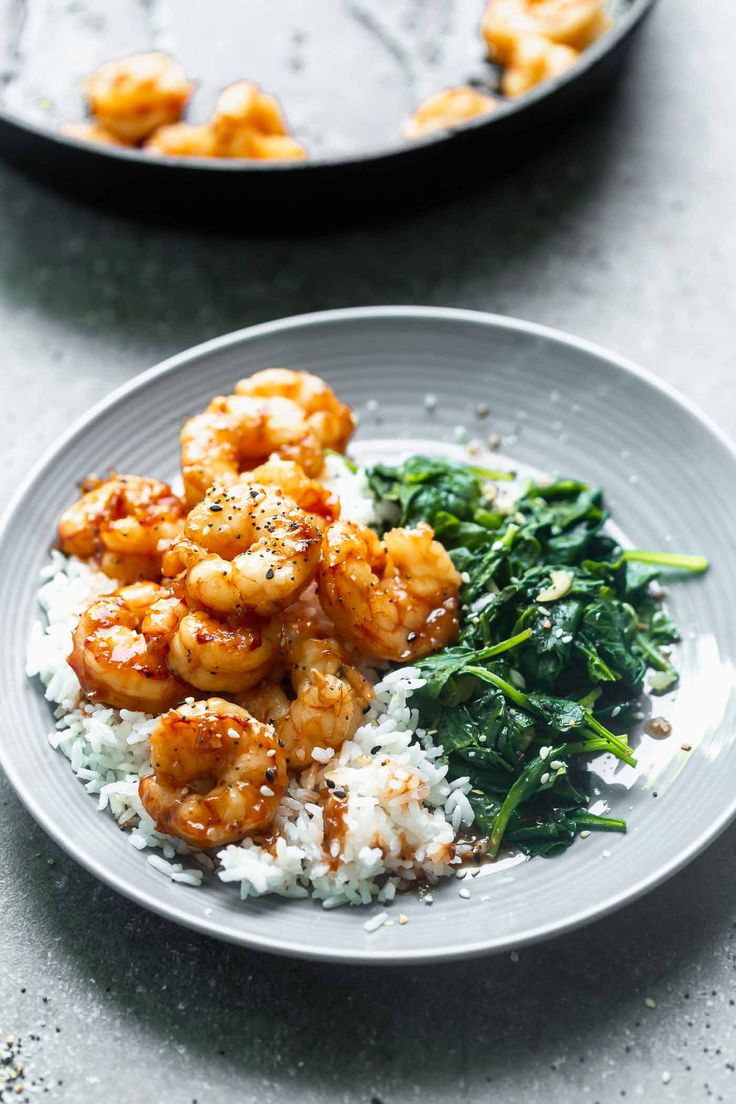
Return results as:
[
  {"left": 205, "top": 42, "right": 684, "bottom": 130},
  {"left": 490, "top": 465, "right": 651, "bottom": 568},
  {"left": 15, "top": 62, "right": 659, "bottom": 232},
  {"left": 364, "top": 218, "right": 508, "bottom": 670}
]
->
[{"left": 1, "top": 1, "right": 735, "bottom": 1101}]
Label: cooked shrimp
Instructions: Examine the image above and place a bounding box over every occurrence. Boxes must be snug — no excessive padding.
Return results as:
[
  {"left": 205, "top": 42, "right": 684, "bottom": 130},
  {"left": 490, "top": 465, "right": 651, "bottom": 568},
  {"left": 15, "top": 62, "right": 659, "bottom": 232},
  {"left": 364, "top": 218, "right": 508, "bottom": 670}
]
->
[
  {"left": 180, "top": 393, "right": 324, "bottom": 506},
  {"left": 243, "top": 458, "right": 340, "bottom": 529},
  {"left": 145, "top": 122, "right": 216, "bottom": 158},
  {"left": 167, "top": 604, "right": 282, "bottom": 694},
  {"left": 235, "top": 369, "right": 356, "bottom": 455},
  {"left": 243, "top": 637, "right": 374, "bottom": 769},
  {"left": 210, "top": 80, "right": 306, "bottom": 161},
  {"left": 482, "top": 0, "right": 610, "bottom": 63},
  {"left": 403, "top": 87, "right": 498, "bottom": 139},
  {"left": 85, "top": 52, "right": 192, "bottom": 144},
  {"left": 317, "top": 520, "right": 461, "bottom": 662},
  {"left": 68, "top": 581, "right": 190, "bottom": 712},
  {"left": 139, "top": 698, "right": 287, "bottom": 847},
  {"left": 501, "top": 35, "right": 579, "bottom": 96},
  {"left": 163, "top": 481, "right": 321, "bottom": 617},
  {"left": 58, "top": 473, "right": 186, "bottom": 584}
]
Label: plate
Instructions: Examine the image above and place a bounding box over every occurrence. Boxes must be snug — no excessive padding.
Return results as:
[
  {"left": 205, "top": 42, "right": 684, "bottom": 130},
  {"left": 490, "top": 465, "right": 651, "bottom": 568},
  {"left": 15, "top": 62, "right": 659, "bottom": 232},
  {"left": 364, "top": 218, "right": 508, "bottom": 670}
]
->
[
  {"left": 1, "top": 305, "right": 734, "bottom": 964},
  {"left": 0, "top": 0, "right": 656, "bottom": 219}
]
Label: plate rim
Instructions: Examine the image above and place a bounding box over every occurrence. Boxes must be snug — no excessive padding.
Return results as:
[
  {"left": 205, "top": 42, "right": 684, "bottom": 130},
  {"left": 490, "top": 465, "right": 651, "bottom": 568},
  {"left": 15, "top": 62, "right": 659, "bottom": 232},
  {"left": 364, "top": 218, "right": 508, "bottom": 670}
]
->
[
  {"left": 0, "top": 0, "right": 657, "bottom": 175},
  {"left": 1, "top": 303, "right": 735, "bottom": 965}
]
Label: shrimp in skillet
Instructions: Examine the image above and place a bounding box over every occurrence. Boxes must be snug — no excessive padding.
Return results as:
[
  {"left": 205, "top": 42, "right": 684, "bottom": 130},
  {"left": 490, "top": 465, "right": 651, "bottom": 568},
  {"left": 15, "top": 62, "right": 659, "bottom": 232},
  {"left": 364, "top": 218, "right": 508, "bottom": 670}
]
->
[
  {"left": 163, "top": 481, "right": 321, "bottom": 618},
  {"left": 242, "top": 637, "right": 374, "bottom": 769},
  {"left": 209, "top": 80, "right": 306, "bottom": 161},
  {"left": 85, "top": 51, "right": 192, "bottom": 144},
  {"left": 139, "top": 698, "right": 287, "bottom": 847},
  {"left": 235, "top": 368, "right": 356, "bottom": 455},
  {"left": 68, "top": 581, "right": 190, "bottom": 712},
  {"left": 317, "top": 520, "right": 462, "bottom": 662},
  {"left": 482, "top": 0, "right": 610, "bottom": 63},
  {"left": 58, "top": 473, "right": 186, "bottom": 584},
  {"left": 180, "top": 393, "right": 325, "bottom": 507}
]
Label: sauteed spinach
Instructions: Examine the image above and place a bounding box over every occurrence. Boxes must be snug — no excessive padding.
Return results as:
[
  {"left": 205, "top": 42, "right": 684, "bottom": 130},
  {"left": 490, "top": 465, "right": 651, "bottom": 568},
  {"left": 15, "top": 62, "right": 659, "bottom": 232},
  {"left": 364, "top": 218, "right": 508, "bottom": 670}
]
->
[{"left": 367, "top": 457, "right": 707, "bottom": 857}]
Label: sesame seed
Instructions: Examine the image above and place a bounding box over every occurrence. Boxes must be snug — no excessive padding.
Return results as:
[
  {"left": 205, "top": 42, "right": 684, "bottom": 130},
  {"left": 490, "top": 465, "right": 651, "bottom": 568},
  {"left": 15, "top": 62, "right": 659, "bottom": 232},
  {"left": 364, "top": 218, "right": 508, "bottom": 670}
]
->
[
  {"left": 579, "top": 830, "right": 591, "bottom": 839},
  {"left": 260, "top": 785, "right": 274, "bottom": 797},
  {"left": 602, "top": 849, "right": 611, "bottom": 858},
  {"left": 662, "top": 1071, "right": 671, "bottom": 1085},
  {"left": 510, "top": 950, "right": 520, "bottom": 963},
  {"left": 398, "top": 914, "right": 409, "bottom": 925},
  {"left": 424, "top": 393, "right": 437, "bottom": 410},
  {"left": 458, "top": 887, "right": 471, "bottom": 899},
  {"left": 539, "top": 746, "right": 551, "bottom": 760},
  {"left": 645, "top": 996, "right": 657, "bottom": 1009},
  {"left": 540, "top": 772, "right": 550, "bottom": 785}
]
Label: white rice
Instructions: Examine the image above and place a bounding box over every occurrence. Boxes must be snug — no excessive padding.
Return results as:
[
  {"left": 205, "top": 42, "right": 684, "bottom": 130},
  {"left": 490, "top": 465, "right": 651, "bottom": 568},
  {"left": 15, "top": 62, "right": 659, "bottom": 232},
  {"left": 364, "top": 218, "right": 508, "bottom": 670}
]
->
[{"left": 25, "top": 464, "right": 474, "bottom": 908}]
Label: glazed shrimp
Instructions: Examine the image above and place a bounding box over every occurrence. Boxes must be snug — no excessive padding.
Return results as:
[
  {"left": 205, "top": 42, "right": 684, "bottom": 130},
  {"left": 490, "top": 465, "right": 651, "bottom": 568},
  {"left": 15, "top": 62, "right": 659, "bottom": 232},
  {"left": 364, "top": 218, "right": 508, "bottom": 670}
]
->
[
  {"left": 84, "top": 52, "right": 192, "bottom": 144},
  {"left": 68, "top": 581, "right": 190, "bottom": 712},
  {"left": 180, "top": 393, "right": 324, "bottom": 507},
  {"left": 243, "top": 638, "right": 374, "bottom": 769},
  {"left": 235, "top": 369, "right": 356, "bottom": 455},
  {"left": 163, "top": 482, "right": 321, "bottom": 617},
  {"left": 58, "top": 474, "right": 187, "bottom": 584},
  {"left": 317, "top": 521, "right": 462, "bottom": 662},
  {"left": 139, "top": 698, "right": 287, "bottom": 847},
  {"left": 167, "top": 603, "right": 282, "bottom": 694},
  {"left": 243, "top": 458, "right": 340, "bottom": 529}
]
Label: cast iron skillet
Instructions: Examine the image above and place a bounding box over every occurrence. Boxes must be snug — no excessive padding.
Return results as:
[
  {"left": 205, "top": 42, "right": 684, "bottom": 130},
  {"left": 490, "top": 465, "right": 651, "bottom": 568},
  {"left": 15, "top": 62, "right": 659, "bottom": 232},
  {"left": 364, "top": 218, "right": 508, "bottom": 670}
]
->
[{"left": 0, "top": 0, "right": 657, "bottom": 221}]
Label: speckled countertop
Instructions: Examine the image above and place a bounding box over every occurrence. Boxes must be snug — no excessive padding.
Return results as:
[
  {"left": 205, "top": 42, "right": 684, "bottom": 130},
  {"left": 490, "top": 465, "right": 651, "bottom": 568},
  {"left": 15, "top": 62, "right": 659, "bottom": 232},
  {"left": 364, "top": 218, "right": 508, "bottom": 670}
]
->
[{"left": 1, "top": 2, "right": 735, "bottom": 1101}]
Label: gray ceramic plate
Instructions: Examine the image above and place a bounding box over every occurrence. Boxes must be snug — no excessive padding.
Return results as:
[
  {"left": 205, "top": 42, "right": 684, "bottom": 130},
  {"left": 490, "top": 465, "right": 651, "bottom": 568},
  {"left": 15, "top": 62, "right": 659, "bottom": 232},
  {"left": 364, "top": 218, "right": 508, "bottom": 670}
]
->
[{"left": 1, "top": 307, "right": 734, "bottom": 964}]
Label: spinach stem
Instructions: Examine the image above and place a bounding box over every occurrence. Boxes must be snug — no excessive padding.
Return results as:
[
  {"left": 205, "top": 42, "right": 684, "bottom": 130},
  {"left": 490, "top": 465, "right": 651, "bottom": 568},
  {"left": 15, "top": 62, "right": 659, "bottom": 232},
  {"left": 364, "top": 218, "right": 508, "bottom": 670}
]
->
[
  {"left": 623, "top": 549, "right": 708, "bottom": 573},
  {"left": 578, "top": 687, "right": 602, "bottom": 709},
  {"left": 463, "top": 666, "right": 529, "bottom": 709},
  {"left": 583, "top": 715, "right": 637, "bottom": 766},
  {"left": 573, "top": 812, "right": 626, "bottom": 833},
  {"left": 636, "top": 632, "right": 678, "bottom": 677},
  {"left": 568, "top": 736, "right": 635, "bottom": 766},
  {"left": 488, "top": 745, "right": 566, "bottom": 858},
  {"left": 474, "top": 628, "right": 533, "bottom": 661},
  {"left": 469, "top": 465, "right": 514, "bottom": 482}
]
